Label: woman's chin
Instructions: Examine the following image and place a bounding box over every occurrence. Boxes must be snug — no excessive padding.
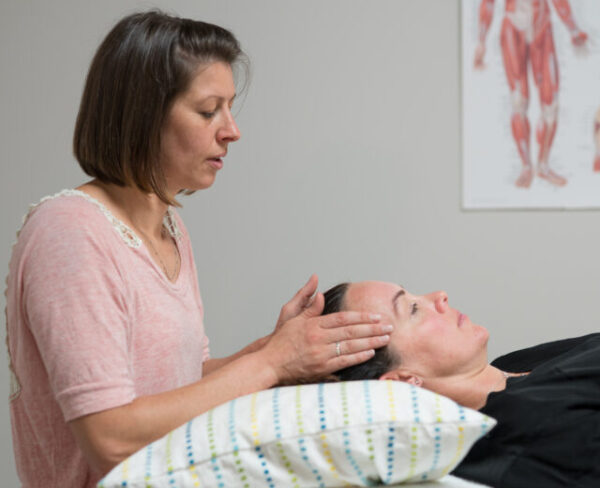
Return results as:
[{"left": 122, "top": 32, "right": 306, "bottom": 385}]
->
[{"left": 172, "top": 177, "right": 217, "bottom": 193}]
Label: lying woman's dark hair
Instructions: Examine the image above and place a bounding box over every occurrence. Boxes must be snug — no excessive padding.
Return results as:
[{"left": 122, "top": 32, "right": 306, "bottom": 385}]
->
[{"left": 323, "top": 283, "right": 399, "bottom": 381}]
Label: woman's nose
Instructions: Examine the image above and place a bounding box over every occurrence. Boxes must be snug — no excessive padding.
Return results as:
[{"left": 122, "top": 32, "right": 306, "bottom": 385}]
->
[
  {"left": 218, "top": 110, "right": 241, "bottom": 143},
  {"left": 432, "top": 291, "right": 448, "bottom": 313}
]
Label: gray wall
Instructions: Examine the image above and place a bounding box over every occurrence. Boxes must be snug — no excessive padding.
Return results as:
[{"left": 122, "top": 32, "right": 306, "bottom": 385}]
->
[{"left": 2, "top": 0, "right": 598, "bottom": 484}]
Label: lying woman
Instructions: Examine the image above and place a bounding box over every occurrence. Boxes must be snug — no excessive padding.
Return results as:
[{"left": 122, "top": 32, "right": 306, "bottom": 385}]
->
[{"left": 322, "top": 281, "right": 600, "bottom": 488}]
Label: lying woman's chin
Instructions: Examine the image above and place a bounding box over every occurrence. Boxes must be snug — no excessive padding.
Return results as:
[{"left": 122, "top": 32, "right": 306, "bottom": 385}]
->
[
  {"left": 474, "top": 324, "right": 490, "bottom": 348},
  {"left": 477, "top": 327, "right": 491, "bottom": 359}
]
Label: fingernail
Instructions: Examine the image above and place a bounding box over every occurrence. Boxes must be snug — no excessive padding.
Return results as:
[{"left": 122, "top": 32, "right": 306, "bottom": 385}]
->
[
  {"left": 383, "top": 324, "right": 394, "bottom": 333},
  {"left": 380, "top": 335, "right": 390, "bottom": 343},
  {"left": 369, "top": 314, "right": 382, "bottom": 321}
]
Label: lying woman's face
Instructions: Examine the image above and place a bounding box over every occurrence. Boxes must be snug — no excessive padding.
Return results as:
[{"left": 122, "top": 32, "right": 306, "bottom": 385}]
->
[{"left": 343, "top": 281, "right": 490, "bottom": 381}]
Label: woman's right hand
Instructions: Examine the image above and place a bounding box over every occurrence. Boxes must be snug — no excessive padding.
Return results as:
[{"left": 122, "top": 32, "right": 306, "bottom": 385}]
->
[{"left": 260, "top": 291, "right": 392, "bottom": 385}]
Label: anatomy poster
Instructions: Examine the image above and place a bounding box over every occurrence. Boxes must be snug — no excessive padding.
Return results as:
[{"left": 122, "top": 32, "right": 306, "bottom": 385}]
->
[{"left": 462, "top": 0, "right": 600, "bottom": 209}]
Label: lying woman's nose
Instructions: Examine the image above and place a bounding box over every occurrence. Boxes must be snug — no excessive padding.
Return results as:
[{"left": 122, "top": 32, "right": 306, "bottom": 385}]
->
[{"left": 433, "top": 291, "right": 448, "bottom": 312}]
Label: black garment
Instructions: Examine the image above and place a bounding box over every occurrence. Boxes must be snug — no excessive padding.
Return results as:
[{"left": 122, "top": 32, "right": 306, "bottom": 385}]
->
[{"left": 453, "top": 333, "right": 600, "bottom": 488}]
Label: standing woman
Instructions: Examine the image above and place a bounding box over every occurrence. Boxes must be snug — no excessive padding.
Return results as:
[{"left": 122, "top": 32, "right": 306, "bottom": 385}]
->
[{"left": 5, "top": 11, "right": 391, "bottom": 487}]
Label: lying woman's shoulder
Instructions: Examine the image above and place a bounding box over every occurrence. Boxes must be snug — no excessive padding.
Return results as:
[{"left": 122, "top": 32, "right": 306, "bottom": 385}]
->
[{"left": 492, "top": 334, "right": 600, "bottom": 372}]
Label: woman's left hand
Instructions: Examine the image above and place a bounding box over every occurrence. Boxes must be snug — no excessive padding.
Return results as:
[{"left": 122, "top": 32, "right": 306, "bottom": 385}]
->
[{"left": 260, "top": 290, "right": 389, "bottom": 385}]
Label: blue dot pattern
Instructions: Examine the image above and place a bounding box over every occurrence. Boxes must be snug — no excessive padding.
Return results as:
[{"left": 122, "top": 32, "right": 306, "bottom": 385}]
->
[
  {"left": 317, "top": 383, "right": 326, "bottom": 430},
  {"left": 458, "top": 404, "right": 466, "bottom": 422},
  {"left": 295, "top": 386, "right": 325, "bottom": 487},
  {"left": 207, "top": 409, "right": 225, "bottom": 488},
  {"left": 144, "top": 443, "right": 153, "bottom": 485},
  {"left": 363, "top": 380, "right": 373, "bottom": 424},
  {"left": 422, "top": 395, "right": 443, "bottom": 481},
  {"left": 185, "top": 421, "right": 195, "bottom": 466},
  {"left": 272, "top": 389, "right": 280, "bottom": 440},
  {"left": 384, "top": 383, "right": 400, "bottom": 484}
]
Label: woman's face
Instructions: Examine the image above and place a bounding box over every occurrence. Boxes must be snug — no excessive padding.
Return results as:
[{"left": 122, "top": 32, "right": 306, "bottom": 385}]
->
[
  {"left": 344, "top": 281, "right": 489, "bottom": 381},
  {"left": 160, "top": 61, "right": 241, "bottom": 194}
]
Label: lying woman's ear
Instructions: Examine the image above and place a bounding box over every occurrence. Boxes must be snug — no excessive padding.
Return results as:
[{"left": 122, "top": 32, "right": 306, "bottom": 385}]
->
[{"left": 379, "top": 370, "right": 422, "bottom": 386}]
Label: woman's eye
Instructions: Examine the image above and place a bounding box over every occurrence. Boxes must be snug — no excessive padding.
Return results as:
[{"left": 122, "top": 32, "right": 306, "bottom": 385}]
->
[
  {"left": 411, "top": 303, "right": 418, "bottom": 315},
  {"left": 200, "top": 111, "right": 216, "bottom": 119}
]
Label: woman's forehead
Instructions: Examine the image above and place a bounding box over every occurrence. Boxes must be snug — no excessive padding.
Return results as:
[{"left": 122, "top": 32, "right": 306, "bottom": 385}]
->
[
  {"left": 181, "top": 61, "right": 236, "bottom": 101},
  {"left": 345, "top": 281, "right": 403, "bottom": 312}
]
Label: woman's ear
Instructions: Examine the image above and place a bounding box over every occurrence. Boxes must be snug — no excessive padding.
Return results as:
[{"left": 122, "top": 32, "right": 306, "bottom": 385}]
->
[{"left": 379, "top": 369, "right": 422, "bottom": 386}]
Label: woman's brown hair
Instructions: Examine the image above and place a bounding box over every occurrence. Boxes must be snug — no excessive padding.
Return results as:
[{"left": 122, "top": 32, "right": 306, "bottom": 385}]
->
[{"left": 73, "top": 10, "right": 246, "bottom": 205}]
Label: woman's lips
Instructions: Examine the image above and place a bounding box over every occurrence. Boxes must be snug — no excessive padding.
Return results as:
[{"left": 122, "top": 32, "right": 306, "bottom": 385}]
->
[{"left": 458, "top": 313, "right": 466, "bottom": 327}]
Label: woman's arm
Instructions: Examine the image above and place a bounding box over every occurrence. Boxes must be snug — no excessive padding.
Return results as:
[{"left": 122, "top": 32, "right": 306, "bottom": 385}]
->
[
  {"left": 69, "top": 295, "right": 388, "bottom": 476},
  {"left": 69, "top": 349, "right": 277, "bottom": 476},
  {"left": 201, "top": 335, "right": 270, "bottom": 375}
]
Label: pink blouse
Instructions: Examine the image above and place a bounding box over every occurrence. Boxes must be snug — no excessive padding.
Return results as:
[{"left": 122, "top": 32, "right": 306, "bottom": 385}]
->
[{"left": 5, "top": 190, "right": 209, "bottom": 487}]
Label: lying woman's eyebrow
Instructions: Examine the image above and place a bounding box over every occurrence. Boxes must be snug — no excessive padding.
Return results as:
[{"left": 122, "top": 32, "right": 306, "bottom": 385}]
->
[{"left": 392, "top": 289, "right": 405, "bottom": 314}]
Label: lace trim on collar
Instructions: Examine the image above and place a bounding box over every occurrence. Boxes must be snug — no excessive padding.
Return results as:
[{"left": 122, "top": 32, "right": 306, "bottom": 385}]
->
[{"left": 18, "top": 189, "right": 182, "bottom": 248}]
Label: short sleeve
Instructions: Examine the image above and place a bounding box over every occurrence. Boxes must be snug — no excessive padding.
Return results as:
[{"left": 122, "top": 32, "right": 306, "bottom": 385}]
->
[
  {"left": 20, "top": 201, "right": 136, "bottom": 421},
  {"left": 201, "top": 335, "right": 210, "bottom": 362}
]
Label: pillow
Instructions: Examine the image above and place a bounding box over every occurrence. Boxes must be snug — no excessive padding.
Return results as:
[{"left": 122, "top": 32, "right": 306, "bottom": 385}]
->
[{"left": 97, "top": 381, "right": 496, "bottom": 487}]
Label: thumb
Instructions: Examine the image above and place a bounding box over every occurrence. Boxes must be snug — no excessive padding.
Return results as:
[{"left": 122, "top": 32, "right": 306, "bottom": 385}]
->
[
  {"left": 302, "top": 274, "right": 319, "bottom": 298},
  {"left": 302, "top": 291, "right": 324, "bottom": 318},
  {"left": 294, "top": 274, "right": 319, "bottom": 308}
]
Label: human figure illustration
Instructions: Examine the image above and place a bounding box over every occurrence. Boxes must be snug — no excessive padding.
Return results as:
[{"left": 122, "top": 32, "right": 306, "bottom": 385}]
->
[
  {"left": 594, "top": 107, "right": 600, "bottom": 172},
  {"left": 474, "top": 0, "right": 588, "bottom": 188}
]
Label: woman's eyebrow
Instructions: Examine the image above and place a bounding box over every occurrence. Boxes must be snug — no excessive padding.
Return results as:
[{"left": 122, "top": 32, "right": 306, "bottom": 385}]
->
[{"left": 392, "top": 289, "right": 405, "bottom": 315}]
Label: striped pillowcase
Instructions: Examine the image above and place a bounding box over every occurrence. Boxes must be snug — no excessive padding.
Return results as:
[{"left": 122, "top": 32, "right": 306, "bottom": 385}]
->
[{"left": 98, "top": 380, "right": 495, "bottom": 487}]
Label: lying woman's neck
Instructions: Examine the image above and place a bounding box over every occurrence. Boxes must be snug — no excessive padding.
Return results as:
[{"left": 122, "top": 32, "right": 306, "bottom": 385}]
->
[{"left": 425, "top": 365, "right": 508, "bottom": 410}]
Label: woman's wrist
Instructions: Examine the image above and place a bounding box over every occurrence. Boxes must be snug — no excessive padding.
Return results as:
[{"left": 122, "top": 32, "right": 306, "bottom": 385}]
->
[
  {"left": 242, "top": 348, "right": 280, "bottom": 389},
  {"left": 252, "top": 345, "right": 286, "bottom": 386}
]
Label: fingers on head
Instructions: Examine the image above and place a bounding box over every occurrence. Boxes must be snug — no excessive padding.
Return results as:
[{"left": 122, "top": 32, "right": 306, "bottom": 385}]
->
[
  {"left": 320, "top": 311, "right": 380, "bottom": 329},
  {"left": 329, "top": 324, "right": 390, "bottom": 342},
  {"left": 330, "top": 349, "right": 376, "bottom": 370},
  {"left": 336, "top": 336, "right": 389, "bottom": 356}
]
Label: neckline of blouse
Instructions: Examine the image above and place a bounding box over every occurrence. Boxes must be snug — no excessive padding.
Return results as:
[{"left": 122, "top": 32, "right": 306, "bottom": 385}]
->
[{"left": 20, "top": 188, "right": 183, "bottom": 249}]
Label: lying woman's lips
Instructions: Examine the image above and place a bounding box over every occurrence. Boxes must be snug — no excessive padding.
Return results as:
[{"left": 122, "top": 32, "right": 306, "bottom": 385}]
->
[
  {"left": 207, "top": 158, "right": 223, "bottom": 169},
  {"left": 458, "top": 313, "right": 466, "bottom": 327}
]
